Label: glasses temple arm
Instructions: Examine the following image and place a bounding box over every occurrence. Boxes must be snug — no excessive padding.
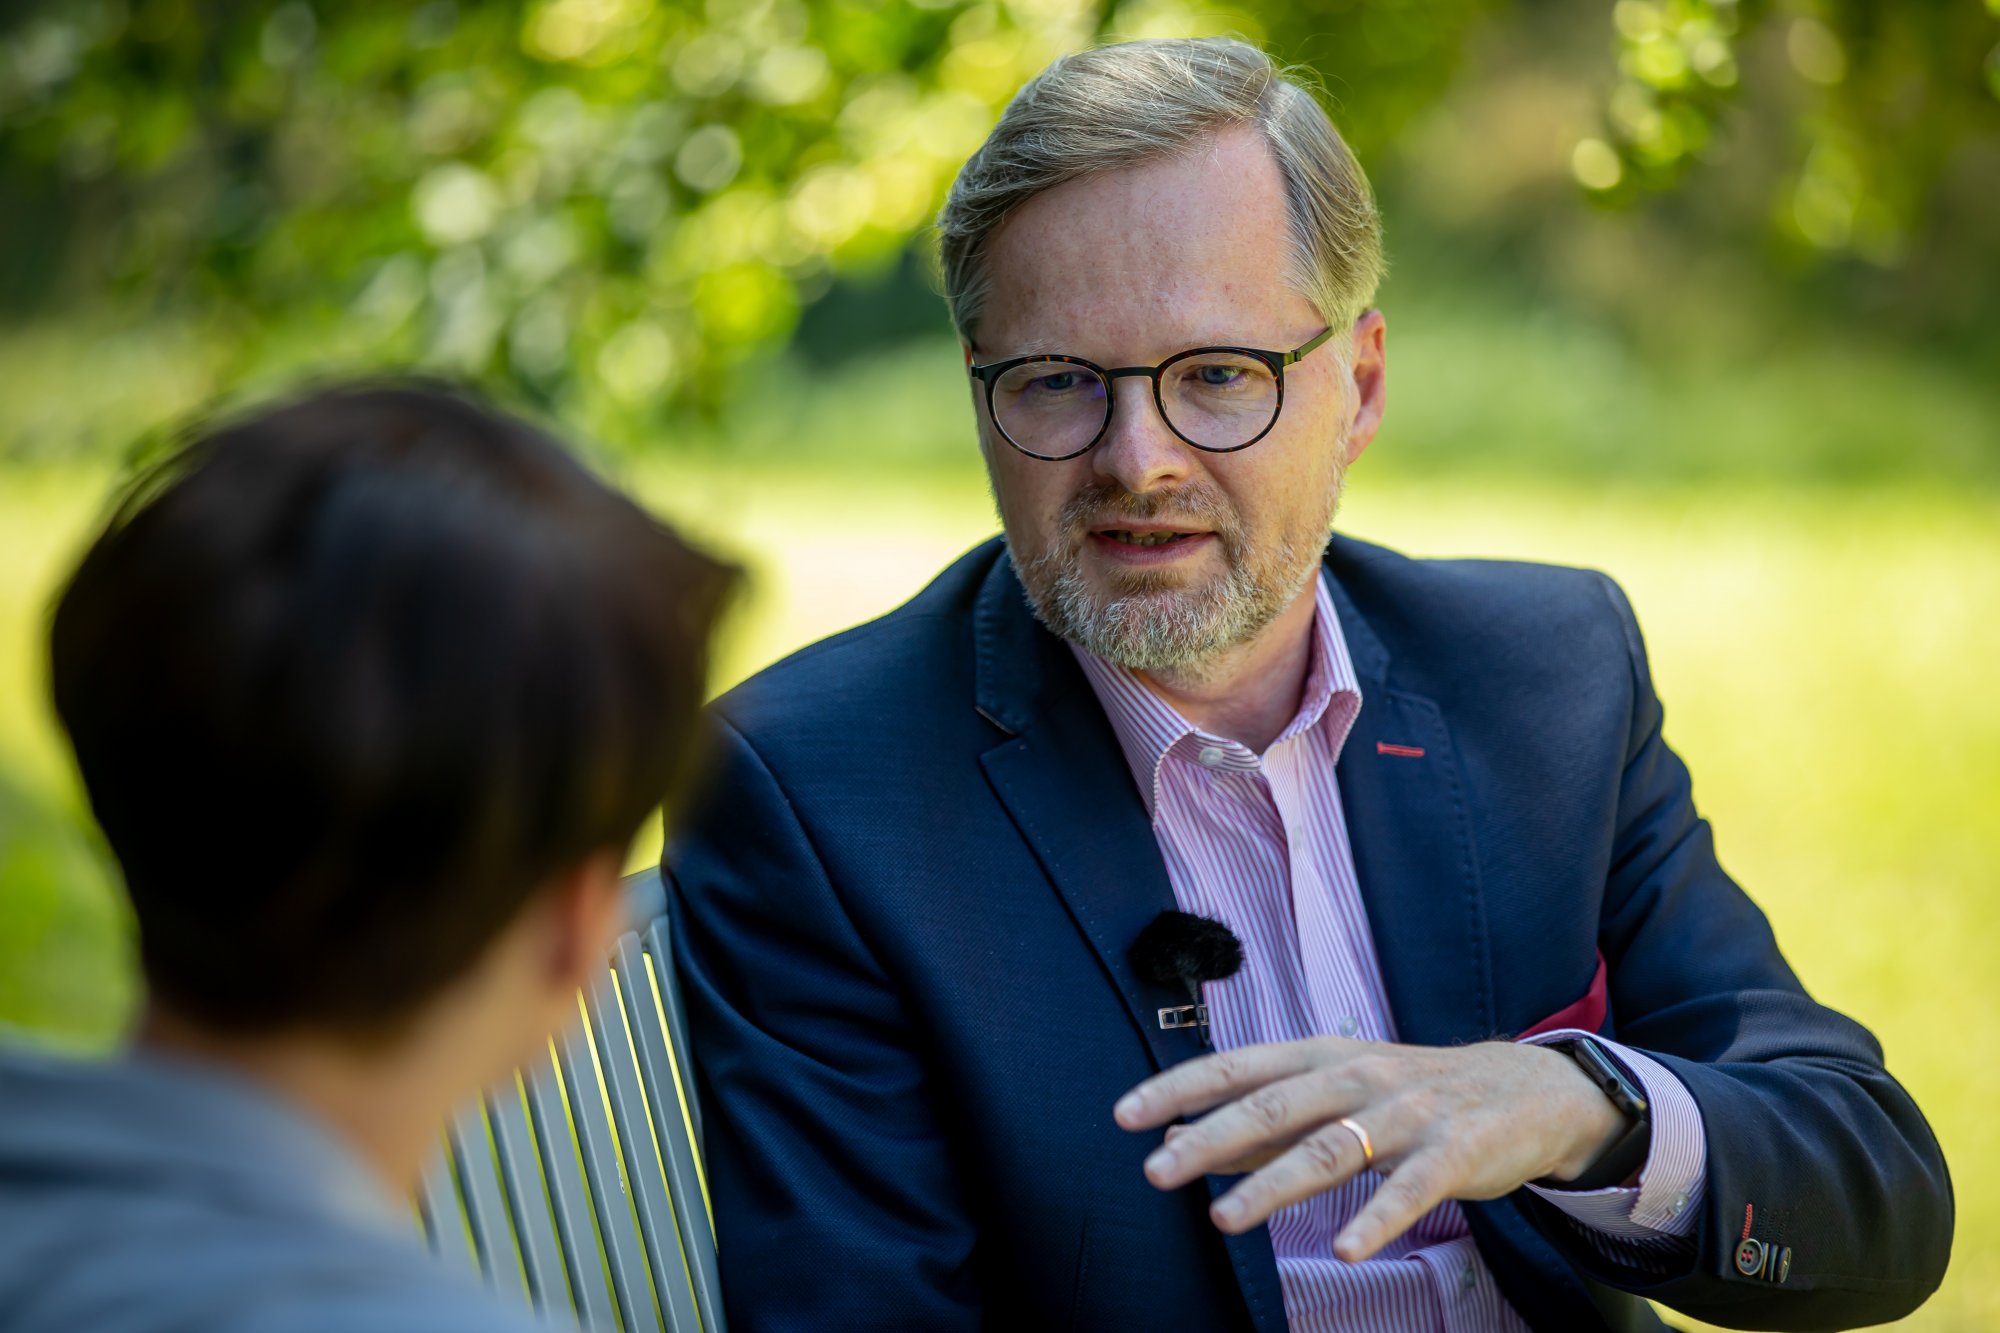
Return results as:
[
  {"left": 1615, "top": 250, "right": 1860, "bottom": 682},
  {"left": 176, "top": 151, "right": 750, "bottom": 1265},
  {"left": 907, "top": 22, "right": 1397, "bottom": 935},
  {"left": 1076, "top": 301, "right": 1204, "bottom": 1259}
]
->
[{"left": 1283, "top": 325, "right": 1338, "bottom": 366}]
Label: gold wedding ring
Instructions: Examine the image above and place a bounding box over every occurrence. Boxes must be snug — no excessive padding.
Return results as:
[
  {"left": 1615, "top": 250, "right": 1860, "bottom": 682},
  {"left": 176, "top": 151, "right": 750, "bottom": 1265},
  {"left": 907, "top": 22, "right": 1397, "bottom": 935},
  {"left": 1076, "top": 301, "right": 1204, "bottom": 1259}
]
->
[{"left": 1337, "top": 1116, "right": 1375, "bottom": 1168}]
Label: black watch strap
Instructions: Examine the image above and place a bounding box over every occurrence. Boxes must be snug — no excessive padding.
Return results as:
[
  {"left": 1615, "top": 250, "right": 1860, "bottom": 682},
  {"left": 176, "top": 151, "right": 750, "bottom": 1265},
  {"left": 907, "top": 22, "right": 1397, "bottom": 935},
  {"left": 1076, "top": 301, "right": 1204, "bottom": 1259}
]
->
[{"left": 1542, "top": 1037, "right": 1652, "bottom": 1191}]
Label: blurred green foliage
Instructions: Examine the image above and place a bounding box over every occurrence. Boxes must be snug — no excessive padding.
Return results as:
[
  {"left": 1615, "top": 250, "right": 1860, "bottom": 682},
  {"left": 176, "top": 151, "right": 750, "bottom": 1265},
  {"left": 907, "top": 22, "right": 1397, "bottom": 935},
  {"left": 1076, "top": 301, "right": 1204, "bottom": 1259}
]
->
[
  {"left": 2, "top": 0, "right": 1994, "bottom": 457},
  {"left": 0, "top": 0, "right": 1474, "bottom": 438},
  {"left": 1588, "top": 0, "right": 2000, "bottom": 262},
  {"left": 0, "top": 770, "right": 130, "bottom": 1050}
]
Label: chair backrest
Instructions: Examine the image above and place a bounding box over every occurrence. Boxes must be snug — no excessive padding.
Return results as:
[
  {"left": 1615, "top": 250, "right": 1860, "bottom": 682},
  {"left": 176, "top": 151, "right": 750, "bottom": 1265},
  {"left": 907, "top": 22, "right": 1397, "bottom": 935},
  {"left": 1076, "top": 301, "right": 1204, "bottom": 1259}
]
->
[{"left": 418, "top": 868, "right": 724, "bottom": 1332}]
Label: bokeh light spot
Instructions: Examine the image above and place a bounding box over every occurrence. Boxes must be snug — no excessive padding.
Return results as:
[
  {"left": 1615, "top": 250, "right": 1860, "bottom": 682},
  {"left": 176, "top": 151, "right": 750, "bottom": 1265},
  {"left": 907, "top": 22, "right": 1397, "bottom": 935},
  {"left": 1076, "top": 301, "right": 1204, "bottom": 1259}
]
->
[
  {"left": 1690, "top": 35, "right": 1737, "bottom": 88},
  {"left": 259, "top": 3, "right": 316, "bottom": 68},
  {"left": 413, "top": 163, "right": 502, "bottom": 246},
  {"left": 675, "top": 125, "right": 742, "bottom": 193},
  {"left": 671, "top": 32, "right": 745, "bottom": 98},
  {"left": 1787, "top": 18, "right": 1846, "bottom": 86},
  {"left": 597, "top": 318, "right": 676, "bottom": 401},
  {"left": 789, "top": 165, "right": 874, "bottom": 247},
  {"left": 1612, "top": 0, "right": 1661, "bottom": 40},
  {"left": 1572, "top": 138, "right": 1624, "bottom": 192},
  {"left": 752, "top": 45, "right": 830, "bottom": 105}
]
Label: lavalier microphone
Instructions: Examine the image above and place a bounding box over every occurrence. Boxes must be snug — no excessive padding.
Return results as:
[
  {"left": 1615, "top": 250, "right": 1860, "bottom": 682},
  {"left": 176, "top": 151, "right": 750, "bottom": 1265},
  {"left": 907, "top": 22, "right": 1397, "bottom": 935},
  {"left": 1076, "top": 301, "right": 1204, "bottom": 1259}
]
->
[{"left": 1129, "top": 910, "right": 1244, "bottom": 1042}]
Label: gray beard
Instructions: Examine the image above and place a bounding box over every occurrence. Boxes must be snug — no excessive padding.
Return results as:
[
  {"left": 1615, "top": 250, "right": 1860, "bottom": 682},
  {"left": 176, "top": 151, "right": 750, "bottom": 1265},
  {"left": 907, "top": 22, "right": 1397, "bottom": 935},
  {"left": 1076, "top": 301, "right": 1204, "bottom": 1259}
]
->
[
  {"left": 1018, "top": 533, "right": 1315, "bottom": 674},
  {"left": 1009, "top": 477, "right": 1341, "bottom": 676}
]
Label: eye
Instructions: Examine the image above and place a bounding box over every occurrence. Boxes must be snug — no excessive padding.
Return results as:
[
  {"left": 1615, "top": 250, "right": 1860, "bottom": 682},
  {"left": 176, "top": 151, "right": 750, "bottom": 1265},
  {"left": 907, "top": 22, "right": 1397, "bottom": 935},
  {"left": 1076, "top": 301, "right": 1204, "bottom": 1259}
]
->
[
  {"left": 1173, "top": 355, "right": 1267, "bottom": 396},
  {"left": 1030, "top": 371, "right": 1083, "bottom": 394}
]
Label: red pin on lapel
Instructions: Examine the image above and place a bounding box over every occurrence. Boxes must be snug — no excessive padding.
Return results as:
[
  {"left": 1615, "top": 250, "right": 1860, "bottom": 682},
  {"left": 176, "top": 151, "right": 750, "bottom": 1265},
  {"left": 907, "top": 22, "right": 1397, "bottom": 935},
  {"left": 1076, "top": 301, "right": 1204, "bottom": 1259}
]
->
[{"left": 1376, "top": 742, "right": 1426, "bottom": 758}]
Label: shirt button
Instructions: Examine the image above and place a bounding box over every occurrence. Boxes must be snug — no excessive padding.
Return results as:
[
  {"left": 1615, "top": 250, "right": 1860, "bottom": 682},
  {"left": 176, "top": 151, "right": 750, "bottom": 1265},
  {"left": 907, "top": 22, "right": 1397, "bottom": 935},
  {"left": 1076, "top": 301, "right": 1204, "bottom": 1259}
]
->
[
  {"left": 1196, "top": 745, "right": 1228, "bottom": 768},
  {"left": 1337, "top": 1016, "right": 1361, "bottom": 1038},
  {"left": 1672, "top": 1193, "right": 1688, "bottom": 1215},
  {"left": 1458, "top": 1262, "right": 1475, "bottom": 1292}
]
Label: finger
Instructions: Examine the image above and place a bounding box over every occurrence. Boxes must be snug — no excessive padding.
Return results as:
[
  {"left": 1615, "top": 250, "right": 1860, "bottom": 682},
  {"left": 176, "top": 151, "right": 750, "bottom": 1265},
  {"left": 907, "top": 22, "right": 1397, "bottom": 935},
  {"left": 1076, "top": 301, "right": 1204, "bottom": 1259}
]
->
[
  {"left": 1142, "top": 1069, "right": 1358, "bottom": 1188},
  {"left": 1116, "top": 1039, "right": 1342, "bottom": 1129},
  {"left": 1168, "top": 1121, "right": 1284, "bottom": 1175},
  {"left": 1207, "top": 1118, "right": 1389, "bottom": 1233},
  {"left": 1333, "top": 1151, "right": 1455, "bottom": 1262}
]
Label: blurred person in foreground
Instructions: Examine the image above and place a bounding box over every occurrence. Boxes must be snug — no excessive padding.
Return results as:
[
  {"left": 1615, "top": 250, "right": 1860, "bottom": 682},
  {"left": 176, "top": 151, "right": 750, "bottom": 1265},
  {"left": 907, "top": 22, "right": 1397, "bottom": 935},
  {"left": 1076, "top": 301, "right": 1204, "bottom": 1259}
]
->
[
  {"left": 0, "top": 384, "right": 733, "bottom": 1332},
  {"left": 666, "top": 38, "right": 1952, "bottom": 1333}
]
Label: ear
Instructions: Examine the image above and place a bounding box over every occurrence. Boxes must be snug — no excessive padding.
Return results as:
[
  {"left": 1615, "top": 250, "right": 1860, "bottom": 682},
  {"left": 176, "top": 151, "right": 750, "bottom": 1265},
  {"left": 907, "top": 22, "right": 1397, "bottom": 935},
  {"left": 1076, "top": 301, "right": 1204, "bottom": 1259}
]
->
[
  {"left": 541, "top": 849, "right": 627, "bottom": 995},
  {"left": 1340, "top": 309, "right": 1388, "bottom": 467}
]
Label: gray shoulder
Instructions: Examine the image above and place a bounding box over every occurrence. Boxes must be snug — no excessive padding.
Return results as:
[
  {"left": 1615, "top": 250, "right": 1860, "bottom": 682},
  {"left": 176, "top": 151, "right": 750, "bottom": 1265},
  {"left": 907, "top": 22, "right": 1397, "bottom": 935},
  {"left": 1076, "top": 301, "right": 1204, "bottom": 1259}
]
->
[
  {"left": 191, "top": 1238, "right": 559, "bottom": 1333},
  {"left": 0, "top": 1200, "right": 559, "bottom": 1333},
  {"left": 209, "top": 1276, "right": 558, "bottom": 1333}
]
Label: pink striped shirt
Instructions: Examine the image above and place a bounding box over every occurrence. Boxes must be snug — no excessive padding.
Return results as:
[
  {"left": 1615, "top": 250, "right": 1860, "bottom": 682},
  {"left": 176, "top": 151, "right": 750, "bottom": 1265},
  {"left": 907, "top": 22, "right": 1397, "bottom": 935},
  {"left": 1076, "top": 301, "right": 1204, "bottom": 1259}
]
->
[{"left": 1074, "top": 571, "right": 1706, "bottom": 1332}]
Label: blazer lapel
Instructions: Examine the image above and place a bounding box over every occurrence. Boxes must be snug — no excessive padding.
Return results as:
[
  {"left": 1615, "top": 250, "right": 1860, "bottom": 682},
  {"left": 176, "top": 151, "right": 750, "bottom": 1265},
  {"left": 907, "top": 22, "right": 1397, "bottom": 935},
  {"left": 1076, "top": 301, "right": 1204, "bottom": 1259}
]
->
[
  {"left": 972, "top": 553, "right": 1289, "bottom": 1333},
  {"left": 1325, "top": 559, "right": 1498, "bottom": 1048},
  {"left": 971, "top": 555, "right": 1204, "bottom": 1074}
]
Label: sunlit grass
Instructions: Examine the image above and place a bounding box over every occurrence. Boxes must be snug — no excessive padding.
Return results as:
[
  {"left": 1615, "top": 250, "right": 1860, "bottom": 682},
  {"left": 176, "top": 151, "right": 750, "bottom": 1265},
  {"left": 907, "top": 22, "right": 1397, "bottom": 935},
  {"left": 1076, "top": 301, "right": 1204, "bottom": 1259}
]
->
[{"left": 1, "top": 456, "right": 1993, "bottom": 1328}]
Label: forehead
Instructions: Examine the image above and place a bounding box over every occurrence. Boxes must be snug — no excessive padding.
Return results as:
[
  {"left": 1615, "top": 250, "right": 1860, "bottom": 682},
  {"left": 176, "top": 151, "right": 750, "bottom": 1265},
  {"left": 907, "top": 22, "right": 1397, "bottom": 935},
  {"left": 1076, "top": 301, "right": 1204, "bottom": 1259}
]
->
[{"left": 975, "top": 124, "right": 1310, "bottom": 357}]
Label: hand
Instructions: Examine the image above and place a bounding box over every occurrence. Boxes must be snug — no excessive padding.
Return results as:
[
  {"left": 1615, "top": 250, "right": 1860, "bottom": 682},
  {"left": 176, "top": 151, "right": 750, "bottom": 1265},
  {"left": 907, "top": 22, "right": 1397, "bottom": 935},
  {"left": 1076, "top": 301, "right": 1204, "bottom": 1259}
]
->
[{"left": 1113, "top": 1037, "right": 1629, "bottom": 1261}]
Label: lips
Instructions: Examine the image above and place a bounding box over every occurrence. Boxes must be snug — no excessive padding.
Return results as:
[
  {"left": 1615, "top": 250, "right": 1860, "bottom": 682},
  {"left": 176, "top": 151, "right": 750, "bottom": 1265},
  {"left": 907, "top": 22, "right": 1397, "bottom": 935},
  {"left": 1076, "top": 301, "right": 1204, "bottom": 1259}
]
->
[
  {"left": 1083, "top": 525, "right": 1218, "bottom": 567},
  {"left": 1097, "top": 529, "right": 1206, "bottom": 548}
]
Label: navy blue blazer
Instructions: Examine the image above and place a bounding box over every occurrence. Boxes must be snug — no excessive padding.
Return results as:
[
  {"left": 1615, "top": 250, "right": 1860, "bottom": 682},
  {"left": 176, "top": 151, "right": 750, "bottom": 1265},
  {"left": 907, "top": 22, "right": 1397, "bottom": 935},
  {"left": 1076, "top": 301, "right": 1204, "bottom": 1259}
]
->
[{"left": 666, "top": 534, "right": 1951, "bottom": 1332}]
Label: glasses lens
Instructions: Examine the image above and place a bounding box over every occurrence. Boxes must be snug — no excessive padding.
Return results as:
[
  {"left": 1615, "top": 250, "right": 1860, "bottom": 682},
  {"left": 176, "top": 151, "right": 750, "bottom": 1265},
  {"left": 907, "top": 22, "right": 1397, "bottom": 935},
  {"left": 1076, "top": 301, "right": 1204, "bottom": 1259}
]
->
[
  {"left": 991, "top": 361, "right": 1109, "bottom": 459},
  {"left": 1160, "top": 352, "right": 1280, "bottom": 450}
]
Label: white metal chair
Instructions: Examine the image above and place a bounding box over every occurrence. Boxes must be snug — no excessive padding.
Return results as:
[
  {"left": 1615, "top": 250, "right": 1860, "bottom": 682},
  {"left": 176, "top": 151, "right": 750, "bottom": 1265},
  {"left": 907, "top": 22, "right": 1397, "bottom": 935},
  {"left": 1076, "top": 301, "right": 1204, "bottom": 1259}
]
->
[{"left": 418, "top": 868, "right": 723, "bottom": 1332}]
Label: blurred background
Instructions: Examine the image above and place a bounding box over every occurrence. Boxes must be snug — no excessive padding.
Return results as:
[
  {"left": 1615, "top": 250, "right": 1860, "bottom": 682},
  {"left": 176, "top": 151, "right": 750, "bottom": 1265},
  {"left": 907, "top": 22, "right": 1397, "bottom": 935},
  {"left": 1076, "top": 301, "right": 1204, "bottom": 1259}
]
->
[{"left": 1, "top": 0, "right": 1995, "bottom": 1326}]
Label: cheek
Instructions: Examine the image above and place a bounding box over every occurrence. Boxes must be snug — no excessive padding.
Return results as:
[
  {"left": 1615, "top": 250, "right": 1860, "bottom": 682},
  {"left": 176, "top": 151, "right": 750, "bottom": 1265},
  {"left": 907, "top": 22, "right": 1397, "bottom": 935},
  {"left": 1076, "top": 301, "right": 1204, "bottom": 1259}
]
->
[
  {"left": 1215, "top": 433, "right": 1339, "bottom": 538},
  {"left": 989, "top": 452, "right": 1080, "bottom": 543}
]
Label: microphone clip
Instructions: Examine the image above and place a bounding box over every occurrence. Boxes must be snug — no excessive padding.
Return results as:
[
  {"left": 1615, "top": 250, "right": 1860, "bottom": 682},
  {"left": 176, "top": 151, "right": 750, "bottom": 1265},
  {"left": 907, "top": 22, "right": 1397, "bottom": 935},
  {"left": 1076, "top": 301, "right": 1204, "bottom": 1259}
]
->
[{"left": 1157, "top": 1002, "right": 1211, "bottom": 1031}]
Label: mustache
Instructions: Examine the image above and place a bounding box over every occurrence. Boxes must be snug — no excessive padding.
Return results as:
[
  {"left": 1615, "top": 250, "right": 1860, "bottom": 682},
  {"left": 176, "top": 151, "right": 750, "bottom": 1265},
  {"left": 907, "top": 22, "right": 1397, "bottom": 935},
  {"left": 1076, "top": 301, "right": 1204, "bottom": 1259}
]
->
[{"left": 1057, "top": 479, "right": 1239, "bottom": 539}]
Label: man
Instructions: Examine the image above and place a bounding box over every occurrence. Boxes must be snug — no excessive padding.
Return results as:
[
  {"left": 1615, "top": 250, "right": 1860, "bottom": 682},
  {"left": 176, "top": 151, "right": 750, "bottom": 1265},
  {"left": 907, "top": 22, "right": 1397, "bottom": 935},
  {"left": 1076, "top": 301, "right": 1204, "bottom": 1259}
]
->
[
  {"left": 0, "top": 385, "right": 733, "bottom": 1332},
  {"left": 667, "top": 38, "right": 1951, "bottom": 1332}
]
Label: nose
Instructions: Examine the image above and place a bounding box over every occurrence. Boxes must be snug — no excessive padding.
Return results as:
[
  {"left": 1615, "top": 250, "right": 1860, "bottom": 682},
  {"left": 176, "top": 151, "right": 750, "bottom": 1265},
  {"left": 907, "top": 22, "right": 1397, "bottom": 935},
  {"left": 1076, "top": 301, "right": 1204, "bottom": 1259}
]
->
[{"left": 1091, "top": 375, "right": 1194, "bottom": 494}]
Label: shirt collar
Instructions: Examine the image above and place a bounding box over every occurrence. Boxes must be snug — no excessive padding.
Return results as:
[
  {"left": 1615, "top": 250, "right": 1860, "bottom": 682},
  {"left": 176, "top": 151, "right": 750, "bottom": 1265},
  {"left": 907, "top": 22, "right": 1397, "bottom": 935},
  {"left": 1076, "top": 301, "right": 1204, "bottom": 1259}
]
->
[{"left": 1072, "top": 570, "right": 1365, "bottom": 815}]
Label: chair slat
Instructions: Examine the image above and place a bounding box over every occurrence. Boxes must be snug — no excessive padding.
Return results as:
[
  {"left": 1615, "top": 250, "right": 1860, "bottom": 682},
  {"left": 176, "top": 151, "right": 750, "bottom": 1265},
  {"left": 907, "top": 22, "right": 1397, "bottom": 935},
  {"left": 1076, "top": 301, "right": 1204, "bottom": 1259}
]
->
[
  {"left": 624, "top": 866, "right": 667, "bottom": 931},
  {"left": 591, "top": 960, "right": 703, "bottom": 1333},
  {"left": 620, "top": 933, "right": 726, "bottom": 1332},
  {"left": 559, "top": 1000, "right": 660, "bottom": 1331},
  {"left": 418, "top": 1150, "right": 476, "bottom": 1273},
  {"left": 642, "top": 916, "right": 706, "bottom": 1159},
  {"left": 449, "top": 1104, "right": 523, "bottom": 1294},
  {"left": 524, "top": 1048, "right": 621, "bottom": 1332},
  {"left": 488, "top": 1078, "right": 568, "bottom": 1315}
]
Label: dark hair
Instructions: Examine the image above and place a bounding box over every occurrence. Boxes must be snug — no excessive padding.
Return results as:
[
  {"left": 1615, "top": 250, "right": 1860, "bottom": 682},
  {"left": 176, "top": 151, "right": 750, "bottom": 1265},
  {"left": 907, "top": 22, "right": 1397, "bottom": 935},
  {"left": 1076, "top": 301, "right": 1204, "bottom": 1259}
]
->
[{"left": 49, "top": 381, "right": 736, "bottom": 1034}]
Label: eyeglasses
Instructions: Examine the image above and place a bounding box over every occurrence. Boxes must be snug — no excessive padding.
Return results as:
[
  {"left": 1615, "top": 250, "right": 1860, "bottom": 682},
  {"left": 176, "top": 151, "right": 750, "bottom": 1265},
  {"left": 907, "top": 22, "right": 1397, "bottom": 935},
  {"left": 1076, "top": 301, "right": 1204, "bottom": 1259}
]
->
[{"left": 969, "top": 326, "right": 1337, "bottom": 461}]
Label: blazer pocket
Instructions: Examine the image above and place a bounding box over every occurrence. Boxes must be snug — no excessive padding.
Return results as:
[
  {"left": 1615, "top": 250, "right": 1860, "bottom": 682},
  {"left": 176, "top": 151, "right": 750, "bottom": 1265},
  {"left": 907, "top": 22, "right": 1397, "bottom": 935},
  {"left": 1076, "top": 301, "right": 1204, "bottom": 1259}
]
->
[{"left": 1518, "top": 948, "right": 1610, "bottom": 1039}]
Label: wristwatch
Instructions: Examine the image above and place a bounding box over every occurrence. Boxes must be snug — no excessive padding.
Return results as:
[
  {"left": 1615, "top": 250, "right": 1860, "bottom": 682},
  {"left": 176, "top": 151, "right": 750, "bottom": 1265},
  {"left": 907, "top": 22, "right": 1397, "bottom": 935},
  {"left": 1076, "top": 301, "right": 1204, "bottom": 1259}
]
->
[{"left": 1543, "top": 1036, "right": 1652, "bottom": 1191}]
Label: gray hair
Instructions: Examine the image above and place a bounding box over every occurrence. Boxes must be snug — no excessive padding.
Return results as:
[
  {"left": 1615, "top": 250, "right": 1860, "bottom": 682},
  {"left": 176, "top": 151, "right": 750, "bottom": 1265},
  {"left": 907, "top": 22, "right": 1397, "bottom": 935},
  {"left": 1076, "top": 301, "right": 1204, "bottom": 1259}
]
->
[{"left": 937, "top": 37, "right": 1385, "bottom": 345}]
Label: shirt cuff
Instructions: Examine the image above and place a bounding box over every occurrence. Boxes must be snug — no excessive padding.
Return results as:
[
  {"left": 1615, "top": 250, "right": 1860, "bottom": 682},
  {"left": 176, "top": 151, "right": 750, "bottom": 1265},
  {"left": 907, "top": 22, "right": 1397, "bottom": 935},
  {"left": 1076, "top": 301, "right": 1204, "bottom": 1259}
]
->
[{"left": 1517, "top": 1029, "right": 1706, "bottom": 1241}]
